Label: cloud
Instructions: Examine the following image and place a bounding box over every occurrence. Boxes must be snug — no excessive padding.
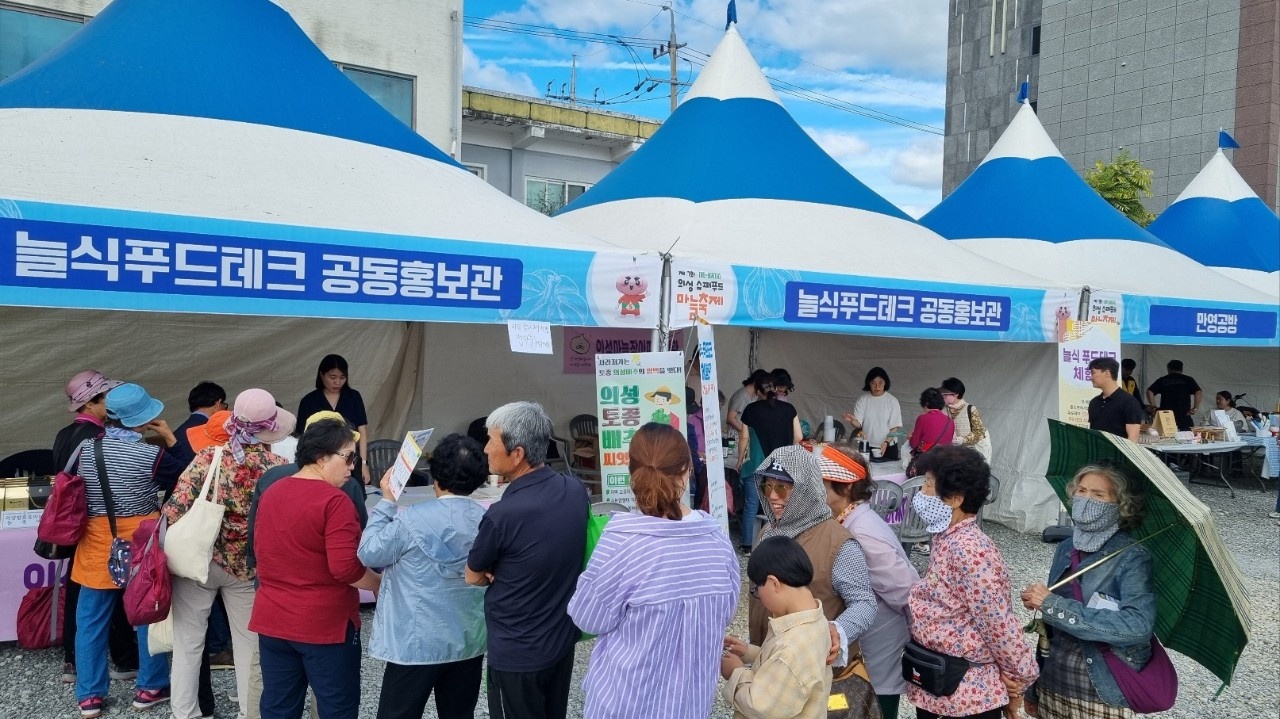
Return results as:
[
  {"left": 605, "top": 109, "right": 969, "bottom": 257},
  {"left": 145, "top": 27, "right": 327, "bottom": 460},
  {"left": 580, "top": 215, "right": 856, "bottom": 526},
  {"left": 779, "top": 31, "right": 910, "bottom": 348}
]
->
[
  {"left": 463, "top": 44, "right": 538, "bottom": 95},
  {"left": 891, "top": 137, "right": 944, "bottom": 190},
  {"left": 805, "top": 127, "right": 871, "bottom": 167},
  {"left": 746, "top": 0, "right": 946, "bottom": 77}
]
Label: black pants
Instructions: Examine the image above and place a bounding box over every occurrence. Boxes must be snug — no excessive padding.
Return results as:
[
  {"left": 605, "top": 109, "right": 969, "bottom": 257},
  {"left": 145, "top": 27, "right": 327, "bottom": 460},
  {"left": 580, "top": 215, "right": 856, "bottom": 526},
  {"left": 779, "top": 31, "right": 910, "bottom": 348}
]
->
[
  {"left": 62, "top": 553, "right": 137, "bottom": 670},
  {"left": 486, "top": 649, "right": 574, "bottom": 719},
  {"left": 917, "top": 706, "right": 1006, "bottom": 719},
  {"left": 259, "top": 622, "right": 361, "bottom": 719},
  {"left": 375, "top": 655, "right": 483, "bottom": 719}
]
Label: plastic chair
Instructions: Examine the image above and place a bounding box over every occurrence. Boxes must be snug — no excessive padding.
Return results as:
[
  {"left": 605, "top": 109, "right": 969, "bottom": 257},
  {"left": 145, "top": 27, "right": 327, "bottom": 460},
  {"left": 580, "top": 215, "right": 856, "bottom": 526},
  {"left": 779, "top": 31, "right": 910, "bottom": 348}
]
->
[
  {"left": 868, "top": 479, "right": 903, "bottom": 521},
  {"left": 570, "top": 414, "right": 598, "bottom": 441},
  {"left": 591, "top": 501, "right": 629, "bottom": 516},
  {"left": 365, "top": 440, "right": 401, "bottom": 485},
  {"left": 896, "top": 475, "right": 930, "bottom": 551}
]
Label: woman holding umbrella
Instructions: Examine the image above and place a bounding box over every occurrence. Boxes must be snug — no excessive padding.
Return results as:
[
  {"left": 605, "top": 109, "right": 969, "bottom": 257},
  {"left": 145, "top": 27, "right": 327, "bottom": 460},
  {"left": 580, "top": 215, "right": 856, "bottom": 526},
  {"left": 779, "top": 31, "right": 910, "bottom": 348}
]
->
[{"left": 1020, "top": 462, "right": 1156, "bottom": 718}]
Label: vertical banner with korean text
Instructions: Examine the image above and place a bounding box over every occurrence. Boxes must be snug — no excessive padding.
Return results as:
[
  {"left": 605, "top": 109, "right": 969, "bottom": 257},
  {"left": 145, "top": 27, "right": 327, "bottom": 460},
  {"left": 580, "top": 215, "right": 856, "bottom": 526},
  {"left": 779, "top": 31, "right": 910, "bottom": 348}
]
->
[
  {"left": 1058, "top": 320, "right": 1121, "bottom": 427},
  {"left": 696, "top": 324, "right": 730, "bottom": 533},
  {"left": 595, "top": 351, "right": 685, "bottom": 509}
]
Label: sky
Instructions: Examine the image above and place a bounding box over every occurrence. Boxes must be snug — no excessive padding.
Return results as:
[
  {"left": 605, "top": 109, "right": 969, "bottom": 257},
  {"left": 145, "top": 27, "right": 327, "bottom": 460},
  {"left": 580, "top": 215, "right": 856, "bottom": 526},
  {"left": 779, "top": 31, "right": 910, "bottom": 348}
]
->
[{"left": 463, "top": 0, "right": 950, "bottom": 218}]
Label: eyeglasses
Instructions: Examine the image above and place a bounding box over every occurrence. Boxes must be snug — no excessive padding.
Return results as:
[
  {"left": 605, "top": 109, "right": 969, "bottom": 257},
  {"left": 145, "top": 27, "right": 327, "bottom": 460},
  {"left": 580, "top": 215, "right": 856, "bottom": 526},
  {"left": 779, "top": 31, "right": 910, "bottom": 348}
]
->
[
  {"left": 334, "top": 449, "right": 358, "bottom": 467},
  {"left": 748, "top": 583, "right": 760, "bottom": 598},
  {"left": 760, "top": 480, "right": 793, "bottom": 498}
]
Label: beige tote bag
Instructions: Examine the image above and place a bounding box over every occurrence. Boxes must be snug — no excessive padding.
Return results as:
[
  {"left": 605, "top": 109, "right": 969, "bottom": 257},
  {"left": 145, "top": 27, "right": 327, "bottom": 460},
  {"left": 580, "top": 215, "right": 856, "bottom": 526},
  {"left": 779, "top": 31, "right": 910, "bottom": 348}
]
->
[{"left": 164, "top": 446, "right": 226, "bottom": 584}]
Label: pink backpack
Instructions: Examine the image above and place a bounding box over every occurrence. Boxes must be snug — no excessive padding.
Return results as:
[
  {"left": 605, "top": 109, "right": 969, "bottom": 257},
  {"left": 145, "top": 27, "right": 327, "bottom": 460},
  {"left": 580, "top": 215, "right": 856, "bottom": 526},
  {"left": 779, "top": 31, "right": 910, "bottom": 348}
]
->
[{"left": 123, "top": 518, "right": 171, "bottom": 626}]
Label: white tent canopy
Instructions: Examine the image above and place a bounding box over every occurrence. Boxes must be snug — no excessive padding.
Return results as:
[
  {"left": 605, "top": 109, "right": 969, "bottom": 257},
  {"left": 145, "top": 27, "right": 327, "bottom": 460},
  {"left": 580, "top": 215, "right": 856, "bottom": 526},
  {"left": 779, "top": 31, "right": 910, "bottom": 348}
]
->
[
  {"left": 558, "top": 25, "right": 1074, "bottom": 344},
  {"left": 922, "top": 103, "right": 1278, "bottom": 348},
  {"left": 1148, "top": 149, "right": 1280, "bottom": 298}
]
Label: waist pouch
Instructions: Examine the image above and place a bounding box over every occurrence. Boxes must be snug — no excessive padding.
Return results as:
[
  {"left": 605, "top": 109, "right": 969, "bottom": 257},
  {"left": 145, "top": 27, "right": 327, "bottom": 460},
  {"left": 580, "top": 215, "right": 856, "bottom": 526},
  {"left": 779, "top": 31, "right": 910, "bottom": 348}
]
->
[{"left": 902, "top": 640, "right": 970, "bottom": 697}]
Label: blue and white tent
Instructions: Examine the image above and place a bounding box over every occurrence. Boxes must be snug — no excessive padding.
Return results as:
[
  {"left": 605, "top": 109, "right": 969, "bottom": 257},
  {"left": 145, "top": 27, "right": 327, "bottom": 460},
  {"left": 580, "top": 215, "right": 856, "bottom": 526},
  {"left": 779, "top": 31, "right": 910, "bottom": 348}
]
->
[
  {"left": 922, "top": 102, "right": 1278, "bottom": 347},
  {"left": 1148, "top": 150, "right": 1280, "bottom": 298},
  {"left": 0, "top": 0, "right": 669, "bottom": 465},
  {"left": 0, "top": 0, "right": 657, "bottom": 329},
  {"left": 558, "top": 25, "right": 1072, "bottom": 344}
]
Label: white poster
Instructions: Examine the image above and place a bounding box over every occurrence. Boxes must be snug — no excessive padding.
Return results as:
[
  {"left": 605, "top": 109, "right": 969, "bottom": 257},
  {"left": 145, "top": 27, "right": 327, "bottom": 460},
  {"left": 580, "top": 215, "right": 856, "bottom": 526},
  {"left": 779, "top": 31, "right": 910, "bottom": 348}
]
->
[
  {"left": 594, "top": 351, "right": 686, "bottom": 509},
  {"left": 696, "top": 323, "right": 730, "bottom": 533}
]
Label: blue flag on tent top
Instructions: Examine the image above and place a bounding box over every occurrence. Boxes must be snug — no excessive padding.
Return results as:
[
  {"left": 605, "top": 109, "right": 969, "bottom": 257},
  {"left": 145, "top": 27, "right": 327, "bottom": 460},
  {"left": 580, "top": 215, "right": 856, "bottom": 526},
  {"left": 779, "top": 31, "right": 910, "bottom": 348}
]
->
[
  {"left": 1017, "top": 81, "right": 1029, "bottom": 103},
  {"left": 726, "top": 0, "right": 737, "bottom": 29},
  {"left": 1219, "top": 130, "right": 1240, "bottom": 149}
]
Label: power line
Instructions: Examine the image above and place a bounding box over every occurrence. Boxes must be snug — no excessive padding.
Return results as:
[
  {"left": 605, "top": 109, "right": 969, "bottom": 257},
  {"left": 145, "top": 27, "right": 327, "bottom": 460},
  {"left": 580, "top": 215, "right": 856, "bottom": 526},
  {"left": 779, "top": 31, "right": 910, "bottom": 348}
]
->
[
  {"left": 668, "top": 8, "right": 943, "bottom": 108},
  {"left": 464, "top": 16, "right": 942, "bottom": 133}
]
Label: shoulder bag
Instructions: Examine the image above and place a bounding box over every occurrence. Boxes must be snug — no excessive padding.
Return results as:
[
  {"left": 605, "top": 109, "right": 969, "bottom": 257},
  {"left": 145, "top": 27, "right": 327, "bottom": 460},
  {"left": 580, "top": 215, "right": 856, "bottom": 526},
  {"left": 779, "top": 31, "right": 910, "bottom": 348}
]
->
[
  {"left": 35, "top": 448, "right": 89, "bottom": 553},
  {"left": 828, "top": 648, "right": 880, "bottom": 718},
  {"left": 123, "top": 517, "right": 171, "bottom": 626},
  {"left": 92, "top": 440, "right": 133, "bottom": 589},
  {"left": 906, "top": 421, "right": 953, "bottom": 478},
  {"left": 165, "top": 446, "right": 226, "bottom": 583},
  {"left": 1069, "top": 550, "right": 1177, "bottom": 713}
]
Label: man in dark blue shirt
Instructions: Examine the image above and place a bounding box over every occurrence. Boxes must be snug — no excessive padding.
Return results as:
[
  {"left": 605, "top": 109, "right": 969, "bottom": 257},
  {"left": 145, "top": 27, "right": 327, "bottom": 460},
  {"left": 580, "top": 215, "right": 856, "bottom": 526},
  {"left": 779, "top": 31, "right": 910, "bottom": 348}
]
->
[{"left": 467, "top": 402, "right": 588, "bottom": 719}]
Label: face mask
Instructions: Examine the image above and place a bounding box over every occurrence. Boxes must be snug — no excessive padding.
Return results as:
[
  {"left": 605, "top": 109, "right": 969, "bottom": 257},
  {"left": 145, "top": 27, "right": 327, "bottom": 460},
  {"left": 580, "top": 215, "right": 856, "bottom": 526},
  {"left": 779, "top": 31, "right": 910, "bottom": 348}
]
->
[
  {"left": 1071, "top": 497, "right": 1121, "bottom": 552},
  {"left": 911, "top": 492, "right": 953, "bottom": 534}
]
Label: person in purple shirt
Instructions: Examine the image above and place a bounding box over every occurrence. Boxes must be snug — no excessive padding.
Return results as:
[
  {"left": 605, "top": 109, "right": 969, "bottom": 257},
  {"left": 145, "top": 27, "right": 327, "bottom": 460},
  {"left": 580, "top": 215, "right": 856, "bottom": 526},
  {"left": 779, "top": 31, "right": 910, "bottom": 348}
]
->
[{"left": 568, "top": 422, "right": 739, "bottom": 719}]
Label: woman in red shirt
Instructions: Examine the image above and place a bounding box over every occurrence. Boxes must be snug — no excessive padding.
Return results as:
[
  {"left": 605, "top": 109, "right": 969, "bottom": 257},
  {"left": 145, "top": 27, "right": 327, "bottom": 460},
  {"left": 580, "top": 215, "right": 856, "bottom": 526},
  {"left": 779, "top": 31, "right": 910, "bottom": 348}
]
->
[
  {"left": 249, "top": 419, "right": 380, "bottom": 719},
  {"left": 908, "top": 388, "right": 956, "bottom": 459}
]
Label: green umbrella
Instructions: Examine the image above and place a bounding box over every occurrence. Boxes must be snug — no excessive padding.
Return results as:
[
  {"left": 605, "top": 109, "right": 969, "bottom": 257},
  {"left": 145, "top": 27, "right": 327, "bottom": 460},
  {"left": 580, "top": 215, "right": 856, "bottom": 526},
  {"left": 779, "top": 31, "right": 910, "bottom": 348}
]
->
[{"left": 1044, "top": 419, "right": 1251, "bottom": 686}]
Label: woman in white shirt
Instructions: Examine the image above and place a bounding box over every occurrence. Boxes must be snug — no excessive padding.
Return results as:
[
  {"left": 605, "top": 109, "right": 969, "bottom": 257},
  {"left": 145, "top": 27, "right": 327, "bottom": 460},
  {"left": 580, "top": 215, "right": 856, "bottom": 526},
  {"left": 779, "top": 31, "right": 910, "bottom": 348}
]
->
[
  {"left": 842, "top": 367, "right": 903, "bottom": 457},
  {"left": 1206, "top": 391, "right": 1249, "bottom": 433}
]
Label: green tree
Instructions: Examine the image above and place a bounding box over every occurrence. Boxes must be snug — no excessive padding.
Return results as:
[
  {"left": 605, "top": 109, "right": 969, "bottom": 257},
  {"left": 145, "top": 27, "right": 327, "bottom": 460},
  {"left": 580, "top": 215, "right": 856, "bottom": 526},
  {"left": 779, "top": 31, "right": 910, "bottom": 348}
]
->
[{"left": 1084, "top": 149, "right": 1156, "bottom": 226}]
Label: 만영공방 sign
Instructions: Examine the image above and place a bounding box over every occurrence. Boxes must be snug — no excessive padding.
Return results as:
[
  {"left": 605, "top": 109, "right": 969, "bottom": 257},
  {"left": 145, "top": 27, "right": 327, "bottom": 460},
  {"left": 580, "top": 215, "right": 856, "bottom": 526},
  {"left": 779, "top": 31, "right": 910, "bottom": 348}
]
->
[
  {"left": 1149, "top": 305, "right": 1277, "bottom": 340},
  {"left": 784, "top": 281, "right": 1011, "bottom": 331},
  {"left": 594, "top": 351, "right": 685, "bottom": 509}
]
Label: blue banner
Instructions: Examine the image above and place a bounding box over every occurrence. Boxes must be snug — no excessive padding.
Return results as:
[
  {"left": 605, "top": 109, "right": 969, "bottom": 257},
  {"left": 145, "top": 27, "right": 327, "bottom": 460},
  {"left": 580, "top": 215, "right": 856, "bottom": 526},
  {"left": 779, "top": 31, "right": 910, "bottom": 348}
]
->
[
  {"left": 1149, "top": 305, "right": 1277, "bottom": 339},
  {"left": 784, "top": 281, "right": 1012, "bottom": 332},
  {"left": 1, "top": 217, "right": 522, "bottom": 310}
]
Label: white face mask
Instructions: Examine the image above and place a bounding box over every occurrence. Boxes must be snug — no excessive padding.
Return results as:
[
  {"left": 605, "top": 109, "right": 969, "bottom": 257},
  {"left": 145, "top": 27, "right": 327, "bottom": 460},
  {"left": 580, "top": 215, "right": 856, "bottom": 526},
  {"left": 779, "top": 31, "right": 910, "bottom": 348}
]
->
[{"left": 911, "top": 492, "right": 953, "bottom": 534}]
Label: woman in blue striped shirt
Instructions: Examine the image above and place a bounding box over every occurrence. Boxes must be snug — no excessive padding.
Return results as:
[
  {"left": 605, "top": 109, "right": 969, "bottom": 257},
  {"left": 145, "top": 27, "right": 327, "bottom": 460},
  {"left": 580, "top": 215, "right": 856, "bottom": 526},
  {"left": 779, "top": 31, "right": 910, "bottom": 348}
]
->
[{"left": 568, "top": 422, "right": 740, "bottom": 719}]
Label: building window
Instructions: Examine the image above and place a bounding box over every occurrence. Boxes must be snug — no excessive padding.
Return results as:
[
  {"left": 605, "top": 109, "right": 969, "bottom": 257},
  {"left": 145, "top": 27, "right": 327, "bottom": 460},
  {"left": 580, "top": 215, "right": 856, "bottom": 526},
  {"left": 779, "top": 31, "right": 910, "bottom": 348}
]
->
[
  {"left": 525, "top": 177, "right": 589, "bottom": 215},
  {"left": 1030, "top": 100, "right": 1038, "bottom": 113},
  {"left": 463, "top": 163, "right": 487, "bottom": 180},
  {"left": 336, "top": 63, "right": 415, "bottom": 129},
  {"left": 1031, "top": 25, "right": 1041, "bottom": 55},
  {"left": 0, "top": 5, "right": 84, "bottom": 82}
]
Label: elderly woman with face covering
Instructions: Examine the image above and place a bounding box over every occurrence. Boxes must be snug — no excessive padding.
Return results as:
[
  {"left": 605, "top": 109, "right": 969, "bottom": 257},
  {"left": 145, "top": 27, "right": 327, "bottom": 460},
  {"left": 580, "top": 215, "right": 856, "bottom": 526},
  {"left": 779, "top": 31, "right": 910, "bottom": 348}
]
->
[
  {"left": 906, "top": 445, "right": 1037, "bottom": 719},
  {"left": 819, "top": 444, "right": 919, "bottom": 719},
  {"left": 1019, "top": 464, "right": 1154, "bottom": 719},
  {"left": 750, "top": 446, "right": 876, "bottom": 675}
]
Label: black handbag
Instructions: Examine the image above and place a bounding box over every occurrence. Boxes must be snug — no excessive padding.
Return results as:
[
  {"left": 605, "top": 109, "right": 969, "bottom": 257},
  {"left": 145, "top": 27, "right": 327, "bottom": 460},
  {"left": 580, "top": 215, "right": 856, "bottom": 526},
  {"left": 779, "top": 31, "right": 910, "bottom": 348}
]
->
[{"left": 902, "top": 640, "right": 971, "bottom": 697}]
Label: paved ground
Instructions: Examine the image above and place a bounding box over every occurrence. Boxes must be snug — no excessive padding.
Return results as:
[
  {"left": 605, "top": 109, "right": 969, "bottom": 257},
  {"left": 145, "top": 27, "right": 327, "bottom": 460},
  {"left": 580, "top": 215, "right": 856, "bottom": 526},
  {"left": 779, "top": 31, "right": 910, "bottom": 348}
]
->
[{"left": 2, "top": 477, "right": 1276, "bottom": 718}]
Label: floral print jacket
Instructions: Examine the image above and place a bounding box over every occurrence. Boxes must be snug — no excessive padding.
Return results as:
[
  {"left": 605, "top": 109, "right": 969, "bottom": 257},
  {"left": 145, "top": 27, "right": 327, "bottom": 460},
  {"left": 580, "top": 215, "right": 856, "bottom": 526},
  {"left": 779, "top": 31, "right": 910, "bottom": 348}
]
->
[
  {"left": 906, "top": 517, "right": 1038, "bottom": 717},
  {"left": 163, "top": 444, "right": 288, "bottom": 581}
]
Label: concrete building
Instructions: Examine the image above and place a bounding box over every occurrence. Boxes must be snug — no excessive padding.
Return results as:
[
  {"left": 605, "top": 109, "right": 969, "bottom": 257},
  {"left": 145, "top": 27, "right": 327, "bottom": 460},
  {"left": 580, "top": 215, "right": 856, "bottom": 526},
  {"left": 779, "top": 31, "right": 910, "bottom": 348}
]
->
[
  {"left": 460, "top": 87, "right": 661, "bottom": 213},
  {"left": 2, "top": 0, "right": 463, "bottom": 154},
  {"left": 943, "top": 0, "right": 1279, "bottom": 213}
]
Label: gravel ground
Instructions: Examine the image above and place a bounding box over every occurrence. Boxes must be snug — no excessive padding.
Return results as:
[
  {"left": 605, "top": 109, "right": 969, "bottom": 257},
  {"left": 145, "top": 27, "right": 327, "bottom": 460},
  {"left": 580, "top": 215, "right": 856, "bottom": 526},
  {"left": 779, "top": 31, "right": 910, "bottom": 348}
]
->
[{"left": 3, "top": 479, "right": 1276, "bottom": 718}]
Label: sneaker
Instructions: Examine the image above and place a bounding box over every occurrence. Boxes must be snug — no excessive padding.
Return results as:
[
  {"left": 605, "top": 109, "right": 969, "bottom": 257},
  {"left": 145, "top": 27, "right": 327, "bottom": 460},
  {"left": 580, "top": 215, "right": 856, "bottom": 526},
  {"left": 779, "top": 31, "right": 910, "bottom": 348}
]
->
[
  {"left": 914, "top": 542, "right": 932, "bottom": 555},
  {"left": 62, "top": 662, "right": 76, "bottom": 683},
  {"left": 132, "top": 687, "right": 170, "bottom": 711},
  {"left": 228, "top": 687, "right": 239, "bottom": 702},
  {"left": 78, "top": 696, "right": 105, "bottom": 718},
  {"left": 207, "top": 648, "right": 235, "bottom": 670},
  {"left": 110, "top": 667, "right": 139, "bottom": 681},
  {"left": 1268, "top": 511, "right": 1280, "bottom": 519}
]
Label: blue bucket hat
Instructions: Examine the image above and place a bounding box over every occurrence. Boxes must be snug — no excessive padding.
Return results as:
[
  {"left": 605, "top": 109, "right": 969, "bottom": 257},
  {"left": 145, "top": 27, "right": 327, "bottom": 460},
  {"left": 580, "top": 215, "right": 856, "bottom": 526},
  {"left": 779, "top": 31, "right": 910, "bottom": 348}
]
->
[{"left": 106, "top": 383, "right": 164, "bottom": 427}]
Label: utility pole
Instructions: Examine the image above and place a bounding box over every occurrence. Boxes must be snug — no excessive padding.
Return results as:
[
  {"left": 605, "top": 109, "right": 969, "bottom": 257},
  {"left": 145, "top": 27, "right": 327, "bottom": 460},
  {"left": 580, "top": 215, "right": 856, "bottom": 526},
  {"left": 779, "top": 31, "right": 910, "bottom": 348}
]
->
[{"left": 651, "top": 5, "right": 687, "bottom": 113}]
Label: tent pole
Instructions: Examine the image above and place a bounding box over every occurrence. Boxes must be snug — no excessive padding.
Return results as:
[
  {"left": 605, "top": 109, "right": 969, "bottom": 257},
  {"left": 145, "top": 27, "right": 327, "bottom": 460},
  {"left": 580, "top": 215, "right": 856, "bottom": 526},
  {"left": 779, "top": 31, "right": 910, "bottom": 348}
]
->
[
  {"left": 1076, "top": 285, "right": 1092, "bottom": 320},
  {"left": 748, "top": 328, "right": 761, "bottom": 372},
  {"left": 656, "top": 252, "right": 673, "bottom": 350}
]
